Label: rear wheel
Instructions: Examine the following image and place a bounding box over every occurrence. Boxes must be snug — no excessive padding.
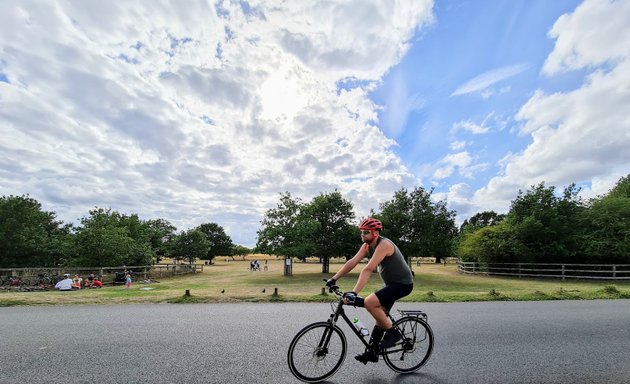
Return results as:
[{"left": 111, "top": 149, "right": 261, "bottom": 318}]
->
[
  {"left": 383, "top": 316, "right": 434, "bottom": 373},
  {"left": 288, "top": 322, "right": 347, "bottom": 383}
]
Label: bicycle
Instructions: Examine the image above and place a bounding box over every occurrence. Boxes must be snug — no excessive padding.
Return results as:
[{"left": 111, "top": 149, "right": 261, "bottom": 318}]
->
[
  {"left": 6, "top": 276, "right": 30, "bottom": 288},
  {"left": 287, "top": 283, "right": 434, "bottom": 383},
  {"left": 36, "top": 273, "right": 63, "bottom": 289}
]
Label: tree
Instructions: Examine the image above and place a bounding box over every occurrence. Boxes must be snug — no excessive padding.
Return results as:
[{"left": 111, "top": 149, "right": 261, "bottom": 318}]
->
[
  {"left": 0, "top": 195, "right": 70, "bottom": 267},
  {"left": 256, "top": 191, "right": 356, "bottom": 273},
  {"left": 197, "top": 222, "right": 234, "bottom": 262},
  {"left": 256, "top": 192, "right": 317, "bottom": 259},
  {"left": 169, "top": 229, "right": 211, "bottom": 264},
  {"left": 146, "top": 219, "right": 177, "bottom": 263},
  {"left": 376, "top": 187, "right": 457, "bottom": 263},
  {"left": 459, "top": 211, "right": 505, "bottom": 232},
  {"left": 507, "top": 183, "right": 584, "bottom": 263},
  {"left": 303, "top": 191, "right": 356, "bottom": 273},
  {"left": 232, "top": 244, "right": 252, "bottom": 260},
  {"left": 455, "top": 221, "right": 529, "bottom": 263},
  {"left": 575, "top": 175, "right": 630, "bottom": 263},
  {"left": 71, "top": 208, "right": 153, "bottom": 267}
]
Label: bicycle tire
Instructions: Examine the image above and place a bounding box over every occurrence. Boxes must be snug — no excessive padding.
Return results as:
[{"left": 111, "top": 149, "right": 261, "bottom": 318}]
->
[
  {"left": 287, "top": 321, "right": 347, "bottom": 383},
  {"left": 383, "top": 316, "right": 434, "bottom": 373}
]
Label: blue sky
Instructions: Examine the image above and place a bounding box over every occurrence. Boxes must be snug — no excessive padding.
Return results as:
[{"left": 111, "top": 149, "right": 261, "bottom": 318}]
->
[
  {"left": 372, "top": 0, "right": 588, "bottom": 214},
  {"left": 1, "top": 0, "right": 628, "bottom": 247}
]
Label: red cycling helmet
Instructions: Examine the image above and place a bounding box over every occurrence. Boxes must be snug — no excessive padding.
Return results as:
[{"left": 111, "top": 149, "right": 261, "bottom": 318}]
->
[{"left": 359, "top": 218, "right": 383, "bottom": 231}]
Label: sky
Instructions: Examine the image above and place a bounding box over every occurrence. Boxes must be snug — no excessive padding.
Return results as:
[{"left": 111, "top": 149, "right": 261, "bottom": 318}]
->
[{"left": 1, "top": 0, "right": 629, "bottom": 248}]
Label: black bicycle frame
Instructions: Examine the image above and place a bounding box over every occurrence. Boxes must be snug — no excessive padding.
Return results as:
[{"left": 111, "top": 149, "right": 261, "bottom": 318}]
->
[
  {"left": 319, "top": 299, "right": 429, "bottom": 356},
  {"left": 325, "top": 300, "right": 372, "bottom": 350}
]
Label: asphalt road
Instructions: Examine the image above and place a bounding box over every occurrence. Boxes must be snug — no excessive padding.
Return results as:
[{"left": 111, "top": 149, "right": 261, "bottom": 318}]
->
[{"left": 1, "top": 300, "right": 629, "bottom": 384}]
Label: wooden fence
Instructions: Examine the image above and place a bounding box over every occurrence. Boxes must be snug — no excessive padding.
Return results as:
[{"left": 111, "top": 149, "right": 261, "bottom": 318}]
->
[
  {"left": 0, "top": 263, "right": 203, "bottom": 285},
  {"left": 457, "top": 261, "right": 630, "bottom": 281}
]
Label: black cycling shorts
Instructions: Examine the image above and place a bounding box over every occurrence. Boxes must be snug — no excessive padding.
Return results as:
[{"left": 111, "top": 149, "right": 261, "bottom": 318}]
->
[{"left": 374, "top": 282, "right": 413, "bottom": 311}]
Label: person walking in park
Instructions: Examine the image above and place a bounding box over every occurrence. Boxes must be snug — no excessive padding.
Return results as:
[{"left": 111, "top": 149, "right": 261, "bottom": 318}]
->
[{"left": 325, "top": 218, "right": 414, "bottom": 364}]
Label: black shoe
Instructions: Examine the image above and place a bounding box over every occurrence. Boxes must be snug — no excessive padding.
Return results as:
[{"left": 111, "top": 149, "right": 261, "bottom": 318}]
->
[
  {"left": 380, "top": 328, "right": 402, "bottom": 349},
  {"left": 354, "top": 350, "right": 379, "bottom": 364}
]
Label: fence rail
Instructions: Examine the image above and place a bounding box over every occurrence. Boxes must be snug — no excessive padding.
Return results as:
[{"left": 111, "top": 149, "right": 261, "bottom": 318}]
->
[
  {"left": 457, "top": 261, "right": 630, "bottom": 281},
  {"left": 0, "top": 264, "right": 203, "bottom": 285}
]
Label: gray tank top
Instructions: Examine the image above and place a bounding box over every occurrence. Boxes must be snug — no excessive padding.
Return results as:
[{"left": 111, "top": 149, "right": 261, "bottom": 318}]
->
[{"left": 367, "top": 236, "right": 413, "bottom": 285}]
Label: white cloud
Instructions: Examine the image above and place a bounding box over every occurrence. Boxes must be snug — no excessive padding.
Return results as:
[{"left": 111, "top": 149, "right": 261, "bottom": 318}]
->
[
  {"left": 432, "top": 151, "right": 472, "bottom": 180},
  {"left": 451, "top": 63, "right": 529, "bottom": 96},
  {"left": 452, "top": 120, "right": 490, "bottom": 135},
  {"left": 0, "top": 0, "right": 434, "bottom": 246},
  {"left": 449, "top": 140, "right": 467, "bottom": 150},
  {"left": 543, "top": 0, "right": 630, "bottom": 75},
  {"left": 474, "top": 0, "right": 630, "bottom": 215}
]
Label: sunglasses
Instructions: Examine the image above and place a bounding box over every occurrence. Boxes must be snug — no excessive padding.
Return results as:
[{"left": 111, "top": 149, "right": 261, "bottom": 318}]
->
[{"left": 360, "top": 230, "right": 371, "bottom": 235}]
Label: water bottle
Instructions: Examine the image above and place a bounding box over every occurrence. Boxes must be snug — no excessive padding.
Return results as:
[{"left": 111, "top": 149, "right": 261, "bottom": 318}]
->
[{"left": 352, "top": 317, "right": 369, "bottom": 336}]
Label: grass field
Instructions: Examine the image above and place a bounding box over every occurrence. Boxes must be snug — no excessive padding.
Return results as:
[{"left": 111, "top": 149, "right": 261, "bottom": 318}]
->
[{"left": 1, "top": 257, "right": 629, "bottom": 306}]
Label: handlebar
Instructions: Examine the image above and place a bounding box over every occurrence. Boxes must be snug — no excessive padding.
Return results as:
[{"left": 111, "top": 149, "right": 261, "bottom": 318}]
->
[
  {"left": 322, "top": 279, "right": 343, "bottom": 296},
  {"left": 324, "top": 279, "right": 345, "bottom": 297}
]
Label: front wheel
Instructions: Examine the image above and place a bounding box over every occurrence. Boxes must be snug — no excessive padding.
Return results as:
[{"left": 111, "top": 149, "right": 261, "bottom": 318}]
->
[
  {"left": 287, "top": 321, "right": 347, "bottom": 383},
  {"left": 383, "top": 316, "right": 434, "bottom": 373}
]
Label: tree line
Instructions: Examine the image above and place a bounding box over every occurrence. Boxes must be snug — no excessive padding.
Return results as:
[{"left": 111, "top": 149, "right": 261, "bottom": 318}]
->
[
  {"left": 456, "top": 176, "right": 630, "bottom": 264},
  {"left": 256, "top": 175, "right": 630, "bottom": 269},
  {"left": 1, "top": 175, "right": 628, "bottom": 269},
  {"left": 0, "top": 200, "right": 238, "bottom": 268}
]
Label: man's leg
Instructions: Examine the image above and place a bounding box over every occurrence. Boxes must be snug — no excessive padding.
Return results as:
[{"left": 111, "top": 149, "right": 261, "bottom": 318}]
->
[
  {"left": 364, "top": 293, "right": 391, "bottom": 328},
  {"left": 354, "top": 293, "right": 391, "bottom": 364},
  {"left": 366, "top": 292, "right": 402, "bottom": 350}
]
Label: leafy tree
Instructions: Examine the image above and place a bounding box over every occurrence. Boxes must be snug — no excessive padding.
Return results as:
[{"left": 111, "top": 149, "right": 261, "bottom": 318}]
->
[
  {"left": 256, "top": 191, "right": 356, "bottom": 273},
  {"left": 507, "top": 183, "right": 584, "bottom": 262},
  {"left": 146, "top": 219, "right": 177, "bottom": 263},
  {"left": 455, "top": 221, "right": 529, "bottom": 263},
  {"left": 169, "top": 229, "right": 211, "bottom": 264},
  {"left": 459, "top": 211, "right": 505, "bottom": 232},
  {"left": 575, "top": 175, "right": 630, "bottom": 263},
  {"left": 605, "top": 174, "right": 630, "bottom": 199},
  {"left": 303, "top": 190, "right": 356, "bottom": 273},
  {"left": 256, "top": 192, "right": 317, "bottom": 259},
  {"left": 71, "top": 208, "right": 153, "bottom": 267},
  {"left": 197, "top": 222, "right": 234, "bottom": 261},
  {"left": 0, "top": 195, "right": 70, "bottom": 267},
  {"left": 232, "top": 244, "right": 252, "bottom": 260},
  {"left": 376, "top": 187, "right": 457, "bottom": 263}
]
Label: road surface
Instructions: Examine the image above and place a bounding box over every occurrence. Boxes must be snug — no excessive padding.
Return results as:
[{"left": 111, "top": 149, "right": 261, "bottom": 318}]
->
[{"left": 1, "top": 300, "right": 629, "bottom": 383}]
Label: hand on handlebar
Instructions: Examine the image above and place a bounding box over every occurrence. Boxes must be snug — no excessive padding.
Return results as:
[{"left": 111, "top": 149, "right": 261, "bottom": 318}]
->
[
  {"left": 342, "top": 291, "right": 357, "bottom": 304},
  {"left": 324, "top": 278, "right": 338, "bottom": 293}
]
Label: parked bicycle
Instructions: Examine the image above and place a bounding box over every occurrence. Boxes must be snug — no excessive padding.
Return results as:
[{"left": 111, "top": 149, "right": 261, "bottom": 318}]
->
[
  {"left": 36, "top": 273, "right": 63, "bottom": 289},
  {"left": 287, "top": 282, "right": 434, "bottom": 383},
  {"left": 1, "top": 275, "right": 30, "bottom": 288}
]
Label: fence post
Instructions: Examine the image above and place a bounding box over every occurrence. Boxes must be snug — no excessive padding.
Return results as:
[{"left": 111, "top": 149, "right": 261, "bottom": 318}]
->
[
  {"left": 561, "top": 265, "right": 565, "bottom": 281},
  {"left": 518, "top": 263, "right": 522, "bottom": 278},
  {"left": 613, "top": 265, "right": 617, "bottom": 278}
]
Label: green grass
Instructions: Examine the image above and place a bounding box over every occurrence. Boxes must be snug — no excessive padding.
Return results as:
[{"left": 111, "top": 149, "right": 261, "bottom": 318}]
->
[{"left": 1, "top": 258, "right": 629, "bottom": 306}]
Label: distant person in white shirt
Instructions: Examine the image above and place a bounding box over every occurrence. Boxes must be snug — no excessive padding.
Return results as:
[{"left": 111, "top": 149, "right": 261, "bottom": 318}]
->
[{"left": 55, "top": 274, "right": 73, "bottom": 291}]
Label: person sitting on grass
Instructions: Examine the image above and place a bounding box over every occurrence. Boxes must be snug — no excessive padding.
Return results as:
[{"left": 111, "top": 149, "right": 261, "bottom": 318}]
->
[
  {"left": 54, "top": 274, "right": 73, "bottom": 291},
  {"left": 71, "top": 274, "right": 82, "bottom": 289},
  {"left": 91, "top": 277, "right": 103, "bottom": 288}
]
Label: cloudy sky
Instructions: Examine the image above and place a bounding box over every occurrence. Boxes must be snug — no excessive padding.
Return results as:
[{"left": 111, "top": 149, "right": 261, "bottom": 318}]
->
[{"left": 1, "top": 0, "right": 629, "bottom": 247}]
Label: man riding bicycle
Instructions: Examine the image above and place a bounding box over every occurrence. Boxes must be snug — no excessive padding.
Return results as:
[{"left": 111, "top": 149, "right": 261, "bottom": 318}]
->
[{"left": 326, "top": 218, "right": 414, "bottom": 364}]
